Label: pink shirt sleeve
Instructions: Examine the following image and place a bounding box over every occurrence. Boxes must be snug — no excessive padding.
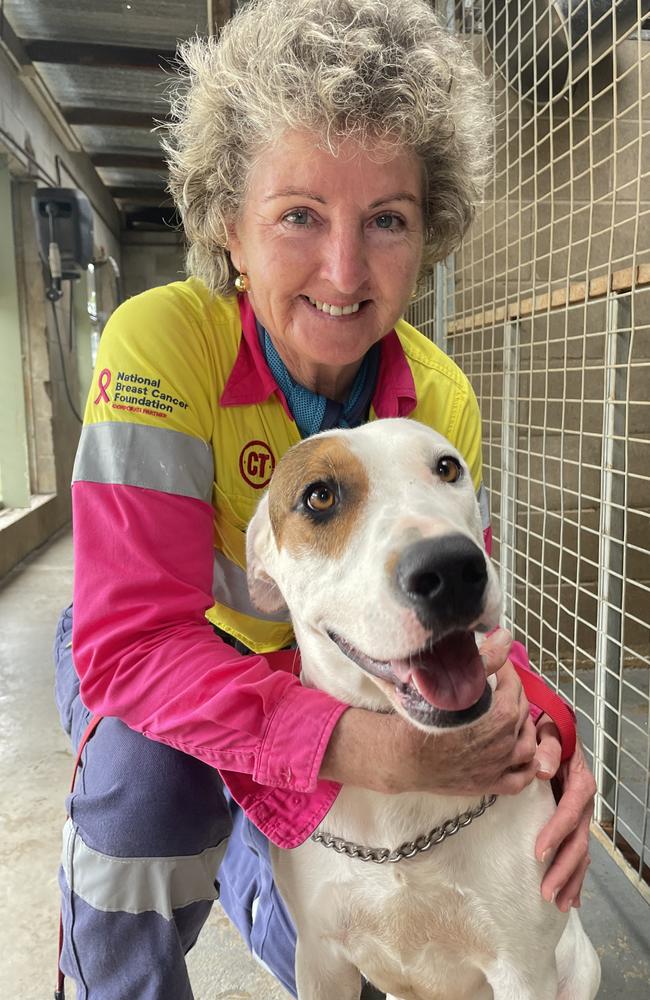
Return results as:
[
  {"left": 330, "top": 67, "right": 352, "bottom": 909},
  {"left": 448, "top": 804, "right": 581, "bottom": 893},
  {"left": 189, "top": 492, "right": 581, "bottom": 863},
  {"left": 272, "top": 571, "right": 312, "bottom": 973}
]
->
[{"left": 72, "top": 480, "right": 347, "bottom": 795}]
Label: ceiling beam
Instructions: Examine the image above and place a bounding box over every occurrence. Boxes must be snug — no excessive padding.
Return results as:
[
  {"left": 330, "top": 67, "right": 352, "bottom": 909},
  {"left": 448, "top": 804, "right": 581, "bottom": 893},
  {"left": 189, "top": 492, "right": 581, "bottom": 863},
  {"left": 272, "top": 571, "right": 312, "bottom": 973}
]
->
[
  {"left": 110, "top": 186, "right": 173, "bottom": 205},
  {"left": 0, "top": 7, "right": 30, "bottom": 69},
  {"left": 62, "top": 107, "right": 168, "bottom": 129},
  {"left": 92, "top": 153, "right": 167, "bottom": 171},
  {"left": 0, "top": 14, "right": 83, "bottom": 152},
  {"left": 24, "top": 39, "right": 176, "bottom": 70}
]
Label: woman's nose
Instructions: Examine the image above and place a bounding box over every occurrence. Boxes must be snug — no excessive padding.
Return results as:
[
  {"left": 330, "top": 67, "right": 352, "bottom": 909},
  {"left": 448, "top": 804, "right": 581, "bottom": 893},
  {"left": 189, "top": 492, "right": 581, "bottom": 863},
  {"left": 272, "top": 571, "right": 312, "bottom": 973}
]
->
[{"left": 320, "top": 222, "right": 369, "bottom": 294}]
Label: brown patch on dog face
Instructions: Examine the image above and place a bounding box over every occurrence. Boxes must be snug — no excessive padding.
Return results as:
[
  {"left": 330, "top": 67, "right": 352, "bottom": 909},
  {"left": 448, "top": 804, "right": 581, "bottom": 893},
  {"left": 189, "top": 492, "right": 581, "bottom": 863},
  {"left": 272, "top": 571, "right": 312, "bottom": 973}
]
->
[{"left": 268, "top": 436, "right": 369, "bottom": 559}]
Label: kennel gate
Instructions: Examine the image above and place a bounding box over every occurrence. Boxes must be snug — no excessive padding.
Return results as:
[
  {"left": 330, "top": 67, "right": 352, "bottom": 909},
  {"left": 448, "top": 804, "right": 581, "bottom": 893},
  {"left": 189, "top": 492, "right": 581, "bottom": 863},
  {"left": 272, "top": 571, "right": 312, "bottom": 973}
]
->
[{"left": 409, "top": 1, "right": 650, "bottom": 902}]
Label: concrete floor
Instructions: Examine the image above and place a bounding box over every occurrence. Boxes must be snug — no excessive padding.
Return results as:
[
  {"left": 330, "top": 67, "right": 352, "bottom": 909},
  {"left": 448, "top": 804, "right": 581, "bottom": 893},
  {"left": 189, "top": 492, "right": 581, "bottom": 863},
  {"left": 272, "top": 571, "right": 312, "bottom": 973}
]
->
[{"left": 1, "top": 528, "right": 649, "bottom": 999}]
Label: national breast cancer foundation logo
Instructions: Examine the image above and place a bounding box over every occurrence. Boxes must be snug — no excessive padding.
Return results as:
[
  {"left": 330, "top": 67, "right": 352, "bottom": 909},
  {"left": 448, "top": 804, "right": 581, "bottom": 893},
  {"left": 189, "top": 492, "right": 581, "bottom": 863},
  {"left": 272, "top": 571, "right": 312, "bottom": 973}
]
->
[
  {"left": 90, "top": 368, "right": 190, "bottom": 420},
  {"left": 94, "top": 369, "right": 112, "bottom": 404},
  {"left": 239, "top": 440, "right": 275, "bottom": 489}
]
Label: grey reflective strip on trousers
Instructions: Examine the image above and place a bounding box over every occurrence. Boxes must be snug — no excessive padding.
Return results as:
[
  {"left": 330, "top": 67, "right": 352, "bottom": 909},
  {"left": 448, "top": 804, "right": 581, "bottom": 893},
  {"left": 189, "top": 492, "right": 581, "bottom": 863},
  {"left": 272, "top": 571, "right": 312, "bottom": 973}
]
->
[
  {"left": 73, "top": 422, "right": 214, "bottom": 503},
  {"left": 212, "top": 549, "right": 291, "bottom": 624},
  {"left": 477, "top": 483, "right": 491, "bottom": 533},
  {"left": 62, "top": 819, "right": 226, "bottom": 919}
]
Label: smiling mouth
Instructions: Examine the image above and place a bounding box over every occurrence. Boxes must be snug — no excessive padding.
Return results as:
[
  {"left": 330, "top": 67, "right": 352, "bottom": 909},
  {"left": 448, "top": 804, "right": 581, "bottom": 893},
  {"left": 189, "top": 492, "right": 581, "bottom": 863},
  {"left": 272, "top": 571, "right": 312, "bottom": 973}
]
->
[
  {"left": 301, "top": 295, "right": 370, "bottom": 317},
  {"left": 327, "top": 629, "right": 492, "bottom": 728}
]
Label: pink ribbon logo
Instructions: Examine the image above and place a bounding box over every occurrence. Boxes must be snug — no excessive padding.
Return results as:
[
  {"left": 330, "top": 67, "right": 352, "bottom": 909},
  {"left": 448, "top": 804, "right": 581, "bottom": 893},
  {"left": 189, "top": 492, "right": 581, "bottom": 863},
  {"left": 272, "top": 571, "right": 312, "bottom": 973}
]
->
[{"left": 94, "top": 368, "right": 111, "bottom": 404}]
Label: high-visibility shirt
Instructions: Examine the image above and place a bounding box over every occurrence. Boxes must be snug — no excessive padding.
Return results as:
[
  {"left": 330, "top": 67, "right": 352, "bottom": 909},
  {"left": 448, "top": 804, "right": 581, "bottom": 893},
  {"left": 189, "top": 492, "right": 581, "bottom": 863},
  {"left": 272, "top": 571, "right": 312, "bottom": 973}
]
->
[{"left": 72, "top": 277, "right": 528, "bottom": 848}]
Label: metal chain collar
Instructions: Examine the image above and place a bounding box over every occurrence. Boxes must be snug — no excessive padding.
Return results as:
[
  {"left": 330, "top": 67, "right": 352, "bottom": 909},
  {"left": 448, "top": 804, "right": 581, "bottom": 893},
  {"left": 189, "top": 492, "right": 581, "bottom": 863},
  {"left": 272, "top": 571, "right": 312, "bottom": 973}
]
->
[{"left": 311, "top": 794, "right": 498, "bottom": 864}]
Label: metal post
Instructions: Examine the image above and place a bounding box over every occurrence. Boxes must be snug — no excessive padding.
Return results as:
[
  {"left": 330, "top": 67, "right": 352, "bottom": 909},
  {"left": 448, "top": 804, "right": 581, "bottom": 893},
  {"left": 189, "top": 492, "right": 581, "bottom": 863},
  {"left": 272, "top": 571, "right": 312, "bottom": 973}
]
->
[
  {"left": 434, "top": 262, "right": 445, "bottom": 351},
  {"left": 501, "top": 321, "right": 520, "bottom": 629},
  {"left": 594, "top": 292, "right": 631, "bottom": 827},
  {"left": 433, "top": 254, "right": 455, "bottom": 352}
]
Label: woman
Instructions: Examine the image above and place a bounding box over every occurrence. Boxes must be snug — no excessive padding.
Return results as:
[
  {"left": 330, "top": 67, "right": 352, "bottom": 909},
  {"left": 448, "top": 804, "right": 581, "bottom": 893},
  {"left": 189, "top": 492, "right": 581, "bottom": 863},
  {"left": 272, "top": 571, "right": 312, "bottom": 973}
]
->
[{"left": 55, "top": 1, "right": 596, "bottom": 997}]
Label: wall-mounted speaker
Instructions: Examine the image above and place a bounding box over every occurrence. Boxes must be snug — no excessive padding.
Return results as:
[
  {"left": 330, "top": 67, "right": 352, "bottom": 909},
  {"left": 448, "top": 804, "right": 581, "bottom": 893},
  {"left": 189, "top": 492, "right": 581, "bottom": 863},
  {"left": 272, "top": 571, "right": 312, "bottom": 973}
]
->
[{"left": 32, "top": 187, "right": 94, "bottom": 279}]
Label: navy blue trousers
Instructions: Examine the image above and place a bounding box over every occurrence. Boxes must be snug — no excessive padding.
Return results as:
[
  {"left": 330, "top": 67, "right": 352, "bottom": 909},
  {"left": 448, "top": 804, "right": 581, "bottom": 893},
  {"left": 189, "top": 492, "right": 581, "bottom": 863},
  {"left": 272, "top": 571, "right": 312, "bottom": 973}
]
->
[{"left": 54, "top": 605, "right": 298, "bottom": 999}]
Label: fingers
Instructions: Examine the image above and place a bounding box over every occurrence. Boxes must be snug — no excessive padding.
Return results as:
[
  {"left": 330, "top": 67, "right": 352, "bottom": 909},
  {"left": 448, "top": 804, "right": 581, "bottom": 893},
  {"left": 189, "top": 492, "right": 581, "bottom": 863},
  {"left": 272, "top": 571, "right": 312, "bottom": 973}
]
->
[
  {"left": 494, "top": 659, "right": 530, "bottom": 747},
  {"left": 535, "top": 714, "right": 562, "bottom": 779},
  {"left": 488, "top": 715, "right": 538, "bottom": 795},
  {"left": 555, "top": 855, "right": 591, "bottom": 912},
  {"left": 490, "top": 656, "right": 526, "bottom": 730},
  {"left": 511, "top": 715, "right": 537, "bottom": 769},
  {"left": 539, "top": 807, "right": 592, "bottom": 909},
  {"left": 468, "top": 660, "right": 533, "bottom": 791},
  {"left": 515, "top": 679, "right": 530, "bottom": 736},
  {"left": 535, "top": 745, "right": 596, "bottom": 863},
  {"left": 480, "top": 628, "right": 513, "bottom": 676},
  {"left": 535, "top": 738, "right": 596, "bottom": 910}
]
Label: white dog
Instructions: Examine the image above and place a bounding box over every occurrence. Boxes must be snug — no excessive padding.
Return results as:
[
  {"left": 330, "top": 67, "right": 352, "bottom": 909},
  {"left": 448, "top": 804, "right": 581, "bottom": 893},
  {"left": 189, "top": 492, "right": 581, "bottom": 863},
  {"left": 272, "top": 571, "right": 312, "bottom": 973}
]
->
[{"left": 246, "top": 418, "right": 600, "bottom": 1000}]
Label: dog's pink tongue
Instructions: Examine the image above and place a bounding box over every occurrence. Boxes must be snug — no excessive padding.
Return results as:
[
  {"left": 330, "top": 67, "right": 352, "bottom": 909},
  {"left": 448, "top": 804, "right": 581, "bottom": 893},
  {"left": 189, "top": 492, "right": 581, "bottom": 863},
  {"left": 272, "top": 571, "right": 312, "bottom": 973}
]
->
[{"left": 404, "top": 632, "right": 486, "bottom": 711}]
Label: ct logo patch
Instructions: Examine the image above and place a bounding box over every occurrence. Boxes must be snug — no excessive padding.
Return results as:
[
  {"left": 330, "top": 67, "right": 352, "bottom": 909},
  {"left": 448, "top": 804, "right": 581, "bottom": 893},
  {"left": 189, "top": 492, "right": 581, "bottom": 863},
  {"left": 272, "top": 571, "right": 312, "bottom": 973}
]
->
[{"left": 239, "top": 440, "right": 276, "bottom": 489}]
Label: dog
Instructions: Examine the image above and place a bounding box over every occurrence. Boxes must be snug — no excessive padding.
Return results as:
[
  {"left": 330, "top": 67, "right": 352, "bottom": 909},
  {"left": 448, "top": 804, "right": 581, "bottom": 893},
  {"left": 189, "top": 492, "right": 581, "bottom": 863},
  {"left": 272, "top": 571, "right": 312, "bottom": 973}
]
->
[{"left": 246, "top": 418, "right": 600, "bottom": 1000}]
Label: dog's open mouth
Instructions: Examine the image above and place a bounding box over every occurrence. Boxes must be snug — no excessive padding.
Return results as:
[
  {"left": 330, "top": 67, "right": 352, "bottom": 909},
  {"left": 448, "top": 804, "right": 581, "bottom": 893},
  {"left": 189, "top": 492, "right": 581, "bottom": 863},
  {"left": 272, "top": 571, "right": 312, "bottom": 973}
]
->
[{"left": 328, "top": 629, "right": 492, "bottom": 728}]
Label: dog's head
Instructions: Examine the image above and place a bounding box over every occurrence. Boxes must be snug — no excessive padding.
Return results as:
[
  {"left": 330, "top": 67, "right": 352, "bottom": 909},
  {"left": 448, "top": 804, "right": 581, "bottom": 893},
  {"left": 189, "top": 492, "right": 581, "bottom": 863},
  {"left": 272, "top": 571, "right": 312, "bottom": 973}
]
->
[{"left": 247, "top": 419, "right": 502, "bottom": 731}]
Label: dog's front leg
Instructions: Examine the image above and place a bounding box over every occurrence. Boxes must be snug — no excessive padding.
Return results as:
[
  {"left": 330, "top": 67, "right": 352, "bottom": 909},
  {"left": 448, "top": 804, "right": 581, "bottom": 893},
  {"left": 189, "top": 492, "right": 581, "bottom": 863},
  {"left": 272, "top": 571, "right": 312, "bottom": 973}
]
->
[
  {"left": 484, "top": 959, "right": 559, "bottom": 1000},
  {"left": 295, "top": 935, "right": 364, "bottom": 1000}
]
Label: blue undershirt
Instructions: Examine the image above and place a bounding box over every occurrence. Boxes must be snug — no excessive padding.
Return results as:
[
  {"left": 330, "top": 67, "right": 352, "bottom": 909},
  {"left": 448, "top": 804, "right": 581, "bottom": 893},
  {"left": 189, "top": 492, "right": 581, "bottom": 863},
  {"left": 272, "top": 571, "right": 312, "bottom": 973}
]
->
[{"left": 260, "top": 324, "right": 379, "bottom": 438}]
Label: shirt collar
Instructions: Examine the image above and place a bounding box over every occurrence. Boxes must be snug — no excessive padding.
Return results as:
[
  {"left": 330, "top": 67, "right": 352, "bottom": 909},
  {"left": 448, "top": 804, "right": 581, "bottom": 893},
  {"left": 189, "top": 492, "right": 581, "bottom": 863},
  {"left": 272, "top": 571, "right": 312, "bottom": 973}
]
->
[{"left": 220, "top": 294, "right": 417, "bottom": 419}]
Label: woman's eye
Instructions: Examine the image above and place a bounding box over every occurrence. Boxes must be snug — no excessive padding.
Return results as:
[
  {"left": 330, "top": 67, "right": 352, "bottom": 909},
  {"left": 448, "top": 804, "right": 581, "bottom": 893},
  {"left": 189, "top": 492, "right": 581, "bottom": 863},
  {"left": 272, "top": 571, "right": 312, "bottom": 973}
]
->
[
  {"left": 374, "top": 213, "right": 403, "bottom": 231},
  {"left": 304, "top": 482, "right": 337, "bottom": 512},
  {"left": 284, "top": 208, "right": 311, "bottom": 226},
  {"left": 435, "top": 456, "right": 463, "bottom": 483}
]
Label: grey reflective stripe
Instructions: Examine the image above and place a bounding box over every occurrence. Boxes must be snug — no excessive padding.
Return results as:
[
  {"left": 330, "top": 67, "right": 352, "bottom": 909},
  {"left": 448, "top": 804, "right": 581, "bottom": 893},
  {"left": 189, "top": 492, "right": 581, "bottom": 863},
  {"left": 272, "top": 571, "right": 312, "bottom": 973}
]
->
[
  {"left": 213, "top": 549, "right": 290, "bottom": 624},
  {"left": 61, "top": 818, "right": 226, "bottom": 919},
  {"left": 73, "top": 422, "right": 214, "bottom": 503},
  {"left": 477, "top": 483, "right": 491, "bottom": 532}
]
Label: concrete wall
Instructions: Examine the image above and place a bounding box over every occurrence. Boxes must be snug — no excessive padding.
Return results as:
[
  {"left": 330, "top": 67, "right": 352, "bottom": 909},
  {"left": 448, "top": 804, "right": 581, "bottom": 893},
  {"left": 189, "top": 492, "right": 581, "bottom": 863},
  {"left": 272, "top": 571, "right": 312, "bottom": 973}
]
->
[{"left": 121, "top": 230, "right": 186, "bottom": 299}]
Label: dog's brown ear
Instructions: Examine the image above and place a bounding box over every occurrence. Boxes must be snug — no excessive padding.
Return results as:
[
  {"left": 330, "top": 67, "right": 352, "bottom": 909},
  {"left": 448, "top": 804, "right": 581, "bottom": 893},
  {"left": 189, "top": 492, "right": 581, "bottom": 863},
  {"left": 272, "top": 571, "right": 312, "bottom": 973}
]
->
[{"left": 246, "top": 495, "right": 288, "bottom": 615}]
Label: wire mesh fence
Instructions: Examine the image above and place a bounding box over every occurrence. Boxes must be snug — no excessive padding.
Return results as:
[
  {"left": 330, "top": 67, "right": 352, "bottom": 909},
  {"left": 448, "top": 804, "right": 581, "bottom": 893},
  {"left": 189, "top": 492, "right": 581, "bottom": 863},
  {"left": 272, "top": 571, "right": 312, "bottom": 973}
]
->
[{"left": 410, "top": 1, "right": 650, "bottom": 900}]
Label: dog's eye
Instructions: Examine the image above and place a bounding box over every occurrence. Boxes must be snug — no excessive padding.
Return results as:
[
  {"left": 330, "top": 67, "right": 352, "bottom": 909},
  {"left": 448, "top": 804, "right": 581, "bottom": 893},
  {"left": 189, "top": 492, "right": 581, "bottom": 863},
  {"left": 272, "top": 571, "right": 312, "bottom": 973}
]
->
[
  {"left": 304, "top": 482, "right": 337, "bottom": 512},
  {"left": 436, "top": 456, "right": 462, "bottom": 483}
]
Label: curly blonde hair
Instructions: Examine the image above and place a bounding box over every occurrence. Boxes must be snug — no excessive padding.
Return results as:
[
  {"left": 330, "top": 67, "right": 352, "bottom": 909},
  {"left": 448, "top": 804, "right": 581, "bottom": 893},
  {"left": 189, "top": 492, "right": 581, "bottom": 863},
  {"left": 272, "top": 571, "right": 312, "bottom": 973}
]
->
[{"left": 163, "top": 0, "right": 491, "bottom": 296}]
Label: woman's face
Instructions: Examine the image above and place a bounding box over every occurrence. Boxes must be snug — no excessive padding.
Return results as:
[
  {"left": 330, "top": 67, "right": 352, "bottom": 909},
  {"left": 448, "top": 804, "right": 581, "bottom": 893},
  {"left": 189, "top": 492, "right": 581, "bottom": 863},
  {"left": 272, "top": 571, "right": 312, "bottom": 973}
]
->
[{"left": 227, "top": 129, "right": 424, "bottom": 397}]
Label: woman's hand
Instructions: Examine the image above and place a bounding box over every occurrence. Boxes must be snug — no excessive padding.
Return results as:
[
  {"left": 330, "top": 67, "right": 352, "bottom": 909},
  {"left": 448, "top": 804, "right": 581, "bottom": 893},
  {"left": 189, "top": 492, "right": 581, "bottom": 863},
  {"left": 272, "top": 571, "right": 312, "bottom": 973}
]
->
[
  {"left": 320, "top": 628, "right": 539, "bottom": 796},
  {"left": 534, "top": 715, "right": 597, "bottom": 912},
  {"left": 394, "top": 655, "right": 540, "bottom": 796}
]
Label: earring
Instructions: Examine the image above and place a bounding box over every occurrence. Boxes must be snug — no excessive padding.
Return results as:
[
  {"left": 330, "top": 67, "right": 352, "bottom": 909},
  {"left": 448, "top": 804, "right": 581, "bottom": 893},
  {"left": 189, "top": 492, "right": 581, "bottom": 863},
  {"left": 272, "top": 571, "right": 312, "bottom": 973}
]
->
[
  {"left": 235, "top": 272, "right": 250, "bottom": 293},
  {"left": 410, "top": 287, "right": 418, "bottom": 300}
]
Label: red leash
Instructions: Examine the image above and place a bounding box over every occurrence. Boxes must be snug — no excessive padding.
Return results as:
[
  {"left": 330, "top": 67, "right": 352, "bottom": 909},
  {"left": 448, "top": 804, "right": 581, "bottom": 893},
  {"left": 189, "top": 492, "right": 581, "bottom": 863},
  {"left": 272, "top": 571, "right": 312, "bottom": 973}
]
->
[
  {"left": 55, "top": 714, "right": 103, "bottom": 1000},
  {"left": 514, "top": 665, "right": 576, "bottom": 762}
]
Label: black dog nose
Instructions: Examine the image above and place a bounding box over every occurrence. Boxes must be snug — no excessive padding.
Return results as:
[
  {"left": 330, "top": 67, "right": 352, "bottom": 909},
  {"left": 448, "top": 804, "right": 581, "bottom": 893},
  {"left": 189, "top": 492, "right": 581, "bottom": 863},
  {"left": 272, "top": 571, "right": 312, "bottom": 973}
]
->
[{"left": 395, "top": 534, "right": 488, "bottom": 628}]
